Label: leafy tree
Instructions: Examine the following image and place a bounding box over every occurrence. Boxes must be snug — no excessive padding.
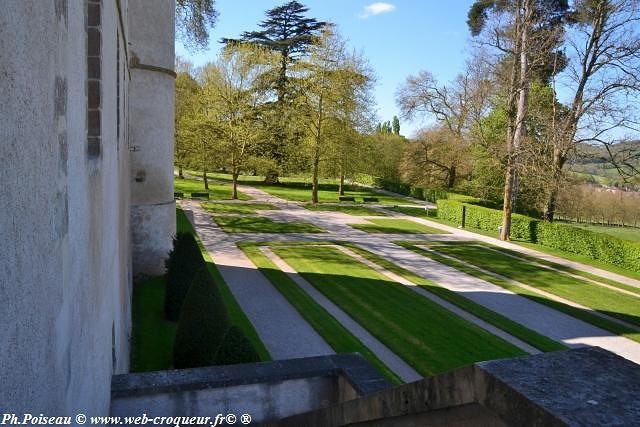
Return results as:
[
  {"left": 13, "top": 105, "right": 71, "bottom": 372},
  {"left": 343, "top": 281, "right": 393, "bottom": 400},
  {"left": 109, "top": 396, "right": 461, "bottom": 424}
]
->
[
  {"left": 175, "top": 60, "right": 201, "bottom": 179},
  {"left": 176, "top": 0, "right": 219, "bottom": 50},
  {"left": 392, "top": 115, "right": 401, "bottom": 135},
  {"left": 223, "top": 1, "right": 326, "bottom": 183},
  {"left": 200, "top": 44, "right": 275, "bottom": 198},
  {"left": 543, "top": 0, "right": 640, "bottom": 220},
  {"left": 300, "top": 27, "right": 373, "bottom": 203},
  {"left": 468, "top": 0, "right": 569, "bottom": 240}
]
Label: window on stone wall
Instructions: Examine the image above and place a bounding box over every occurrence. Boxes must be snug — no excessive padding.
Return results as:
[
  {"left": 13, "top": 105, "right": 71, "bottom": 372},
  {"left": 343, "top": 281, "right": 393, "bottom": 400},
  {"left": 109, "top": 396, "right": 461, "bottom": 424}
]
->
[{"left": 87, "top": 0, "right": 102, "bottom": 158}]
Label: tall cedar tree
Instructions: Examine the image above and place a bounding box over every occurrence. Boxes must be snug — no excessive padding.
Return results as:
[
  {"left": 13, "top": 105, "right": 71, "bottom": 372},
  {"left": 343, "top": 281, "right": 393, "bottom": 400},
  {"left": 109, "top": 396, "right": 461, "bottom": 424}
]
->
[{"left": 222, "top": 1, "right": 325, "bottom": 183}]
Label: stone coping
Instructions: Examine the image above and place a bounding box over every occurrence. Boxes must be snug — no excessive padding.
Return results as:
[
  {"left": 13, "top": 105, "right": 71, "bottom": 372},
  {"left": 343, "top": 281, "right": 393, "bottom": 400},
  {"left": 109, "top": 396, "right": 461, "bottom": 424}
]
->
[{"left": 111, "top": 353, "right": 390, "bottom": 399}]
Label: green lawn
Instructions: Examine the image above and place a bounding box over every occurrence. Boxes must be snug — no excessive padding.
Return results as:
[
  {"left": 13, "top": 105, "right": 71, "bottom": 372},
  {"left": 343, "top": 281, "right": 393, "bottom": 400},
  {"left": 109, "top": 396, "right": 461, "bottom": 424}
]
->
[
  {"left": 272, "top": 246, "right": 525, "bottom": 376},
  {"left": 567, "top": 223, "right": 640, "bottom": 243},
  {"left": 176, "top": 207, "right": 271, "bottom": 361},
  {"left": 130, "top": 276, "right": 177, "bottom": 372},
  {"left": 400, "top": 242, "right": 640, "bottom": 344},
  {"left": 475, "top": 243, "right": 640, "bottom": 296},
  {"left": 350, "top": 218, "right": 446, "bottom": 234},
  {"left": 392, "top": 207, "right": 640, "bottom": 281},
  {"left": 302, "top": 203, "right": 387, "bottom": 216},
  {"left": 240, "top": 243, "right": 403, "bottom": 385},
  {"left": 422, "top": 243, "right": 640, "bottom": 327},
  {"left": 385, "top": 206, "right": 438, "bottom": 218},
  {"left": 343, "top": 243, "right": 566, "bottom": 353},
  {"left": 174, "top": 178, "right": 251, "bottom": 200},
  {"left": 211, "top": 215, "right": 324, "bottom": 234},
  {"left": 201, "top": 202, "right": 277, "bottom": 214}
]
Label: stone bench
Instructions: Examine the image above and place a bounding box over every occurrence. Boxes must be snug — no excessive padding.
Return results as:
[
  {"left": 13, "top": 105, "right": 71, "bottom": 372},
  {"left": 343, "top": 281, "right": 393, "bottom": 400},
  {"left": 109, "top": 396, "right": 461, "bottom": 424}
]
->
[
  {"left": 362, "top": 197, "right": 379, "bottom": 203},
  {"left": 191, "top": 192, "right": 210, "bottom": 200},
  {"left": 339, "top": 196, "right": 356, "bottom": 202}
]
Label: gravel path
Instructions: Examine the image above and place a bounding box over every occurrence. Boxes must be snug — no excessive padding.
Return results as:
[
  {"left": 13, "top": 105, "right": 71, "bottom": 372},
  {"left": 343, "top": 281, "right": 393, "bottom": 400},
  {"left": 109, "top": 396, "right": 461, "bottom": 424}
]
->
[{"left": 181, "top": 200, "right": 334, "bottom": 360}]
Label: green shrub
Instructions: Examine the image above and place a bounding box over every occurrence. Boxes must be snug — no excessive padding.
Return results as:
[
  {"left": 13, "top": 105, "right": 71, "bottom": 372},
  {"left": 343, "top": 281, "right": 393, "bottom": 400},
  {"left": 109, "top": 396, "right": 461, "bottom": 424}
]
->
[
  {"left": 214, "top": 325, "right": 261, "bottom": 365},
  {"left": 436, "top": 199, "right": 536, "bottom": 241},
  {"left": 436, "top": 199, "right": 464, "bottom": 224},
  {"left": 173, "top": 269, "right": 230, "bottom": 369},
  {"left": 164, "top": 233, "right": 206, "bottom": 321}
]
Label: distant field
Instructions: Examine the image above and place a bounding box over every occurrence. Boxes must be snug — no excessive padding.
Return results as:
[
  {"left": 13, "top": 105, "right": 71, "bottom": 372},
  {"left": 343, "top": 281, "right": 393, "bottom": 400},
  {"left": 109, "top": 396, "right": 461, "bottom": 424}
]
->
[{"left": 569, "top": 223, "right": 640, "bottom": 243}]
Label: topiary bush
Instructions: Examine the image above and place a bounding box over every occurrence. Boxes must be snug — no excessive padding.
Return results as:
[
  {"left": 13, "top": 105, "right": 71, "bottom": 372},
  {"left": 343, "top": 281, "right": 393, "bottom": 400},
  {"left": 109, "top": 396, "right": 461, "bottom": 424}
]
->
[
  {"left": 214, "top": 325, "right": 261, "bottom": 365},
  {"left": 164, "top": 232, "right": 206, "bottom": 321},
  {"left": 173, "top": 268, "right": 230, "bottom": 369}
]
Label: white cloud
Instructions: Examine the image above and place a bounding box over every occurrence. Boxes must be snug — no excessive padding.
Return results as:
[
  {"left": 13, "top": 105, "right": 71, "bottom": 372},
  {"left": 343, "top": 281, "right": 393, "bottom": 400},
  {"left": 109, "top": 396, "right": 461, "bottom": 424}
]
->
[{"left": 360, "top": 2, "right": 396, "bottom": 19}]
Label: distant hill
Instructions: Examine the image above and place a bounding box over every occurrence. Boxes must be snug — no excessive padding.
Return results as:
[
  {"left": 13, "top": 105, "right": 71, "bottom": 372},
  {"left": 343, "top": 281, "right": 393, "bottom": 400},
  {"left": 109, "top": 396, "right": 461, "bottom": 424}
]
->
[{"left": 568, "top": 140, "right": 640, "bottom": 189}]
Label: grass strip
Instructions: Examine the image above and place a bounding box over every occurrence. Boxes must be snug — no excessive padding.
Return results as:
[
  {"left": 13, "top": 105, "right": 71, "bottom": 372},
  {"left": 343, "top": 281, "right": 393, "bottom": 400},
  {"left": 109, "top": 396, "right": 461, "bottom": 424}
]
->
[
  {"left": 473, "top": 243, "right": 640, "bottom": 296},
  {"left": 388, "top": 207, "right": 640, "bottom": 282},
  {"left": 425, "top": 243, "right": 640, "bottom": 327},
  {"left": 201, "top": 202, "right": 277, "bottom": 215},
  {"left": 349, "top": 218, "right": 447, "bottom": 234},
  {"left": 272, "top": 246, "right": 526, "bottom": 376},
  {"left": 400, "top": 242, "right": 640, "bottom": 345},
  {"left": 177, "top": 207, "right": 271, "bottom": 361},
  {"left": 341, "top": 243, "right": 566, "bottom": 353},
  {"left": 130, "top": 276, "right": 177, "bottom": 372},
  {"left": 240, "top": 243, "right": 403, "bottom": 385},
  {"left": 210, "top": 215, "right": 324, "bottom": 234},
  {"left": 302, "top": 203, "right": 387, "bottom": 216}
]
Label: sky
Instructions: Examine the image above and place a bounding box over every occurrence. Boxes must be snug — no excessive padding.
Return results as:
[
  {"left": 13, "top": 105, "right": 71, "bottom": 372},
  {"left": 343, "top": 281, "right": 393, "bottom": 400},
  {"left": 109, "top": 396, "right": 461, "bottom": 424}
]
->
[{"left": 176, "top": 1, "right": 477, "bottom": 137}]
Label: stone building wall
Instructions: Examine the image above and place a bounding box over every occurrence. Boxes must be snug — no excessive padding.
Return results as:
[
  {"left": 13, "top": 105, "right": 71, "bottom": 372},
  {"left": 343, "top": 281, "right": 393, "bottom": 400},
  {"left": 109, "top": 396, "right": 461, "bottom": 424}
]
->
[{"left": 0, "top": 0, "right": 173, "bottom": 414}]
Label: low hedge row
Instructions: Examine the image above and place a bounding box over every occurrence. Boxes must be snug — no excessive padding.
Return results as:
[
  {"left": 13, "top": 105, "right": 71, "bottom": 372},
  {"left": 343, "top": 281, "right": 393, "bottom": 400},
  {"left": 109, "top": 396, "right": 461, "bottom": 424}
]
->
[
  {"left": 375, "top": 178, "right": 448, "bottom": 203},
  {"left": 535, "top": 222, "right": 640, "bottom": 272},
  {"left": 435, "top": 199, "right": 640, "bottom": 273}
]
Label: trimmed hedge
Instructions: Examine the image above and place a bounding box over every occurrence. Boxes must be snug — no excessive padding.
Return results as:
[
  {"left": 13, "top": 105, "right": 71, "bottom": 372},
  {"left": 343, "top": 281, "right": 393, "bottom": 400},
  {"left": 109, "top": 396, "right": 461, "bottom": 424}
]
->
[
  {"left": 375, "top": 179, "right": 448, "bottom": 203},
  {"left": 164, "top": 233, "right": 206, "bottom": 321},
  {"left": 435, "top": 199, "right": 640, "bottom": 273},
  {"left": 214, "top": 325, "right": 261, "bottom": 365},
  {"left": 536, "top": 222, "right": 640, "bottom": 272},
  {"left": 173, "top": 268, "right": 229, "bottom": 369}
]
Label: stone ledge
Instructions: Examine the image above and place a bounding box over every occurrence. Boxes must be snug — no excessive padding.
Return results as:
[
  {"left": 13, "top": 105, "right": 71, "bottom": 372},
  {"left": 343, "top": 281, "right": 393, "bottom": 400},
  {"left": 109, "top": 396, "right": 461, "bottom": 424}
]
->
[{"left": 111, "top": 353, "right": 390, "bottom": 399}]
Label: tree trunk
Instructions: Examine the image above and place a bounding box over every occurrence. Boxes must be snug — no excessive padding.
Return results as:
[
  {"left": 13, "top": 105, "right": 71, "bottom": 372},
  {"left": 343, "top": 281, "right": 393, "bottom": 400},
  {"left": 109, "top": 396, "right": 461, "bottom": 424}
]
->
[
  {"left": 500, "top": 0, "right": 531, "bottom": 241},
  {"left": 203, "top": 170, "right": 209, "bottom": 190},
  {"left": 339, "top": 166, "right": 345, "bottom": 196},
  {"left": 543, "top": 150, "right": 567, "bottom": 221},
  {"left": 312, "top": 156, "right": 320, "bottom": 204},
  {"left": 447, "top": 165, "right": 456, "bottom": 189},
  {"left": 232, "top": 171, "right": 239, "bottom": 200},
  {"left": 265, "top": 170, "right": 279, "bottom": 185},
  {"left": 178, "top": 166, "right": 184, "bottom": 179}
]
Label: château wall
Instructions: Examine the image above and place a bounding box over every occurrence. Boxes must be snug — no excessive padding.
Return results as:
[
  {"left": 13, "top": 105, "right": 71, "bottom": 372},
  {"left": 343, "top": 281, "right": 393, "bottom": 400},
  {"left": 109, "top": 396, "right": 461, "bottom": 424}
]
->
[{"left": 0, "top": 0, "right": 173, "bottom": 415}]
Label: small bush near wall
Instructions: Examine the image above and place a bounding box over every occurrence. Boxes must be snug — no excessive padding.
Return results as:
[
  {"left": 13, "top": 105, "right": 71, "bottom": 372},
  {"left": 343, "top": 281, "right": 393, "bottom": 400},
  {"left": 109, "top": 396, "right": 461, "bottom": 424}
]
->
[
  {"left": 164, "top": 233, "right": 206, "bottom": 321},
  {"left": 173, "top": 269, "right": 230, "bottom": 368},
  {"left": 214, "top": 325, "right": 261, "bottom": 365}
]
